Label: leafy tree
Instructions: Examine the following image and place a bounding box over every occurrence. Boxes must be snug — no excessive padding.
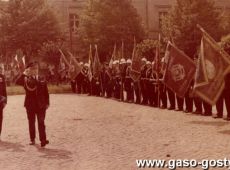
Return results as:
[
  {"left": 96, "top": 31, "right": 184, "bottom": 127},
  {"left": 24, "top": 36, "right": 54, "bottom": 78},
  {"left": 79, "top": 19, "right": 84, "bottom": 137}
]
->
[
  {"left": 161, "top": 0, "right": 226, "bottom": 58},
  {"left": 0, "top": 0, "right": 63, "bottom": 61},
  {"left": 38, "top": 41, "right": 62, "bottom": 67},
  {"left": 136, "top": 39, "right": 158, "bottom": 61},
  {"left": 78, "top": 0, "right": 145, "bottom": 61}
]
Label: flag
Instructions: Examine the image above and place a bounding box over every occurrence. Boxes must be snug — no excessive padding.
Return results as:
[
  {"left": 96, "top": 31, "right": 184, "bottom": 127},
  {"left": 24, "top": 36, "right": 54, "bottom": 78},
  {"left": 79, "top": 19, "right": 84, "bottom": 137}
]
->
[
  {"left": 163, "top": 41, "right": 196, "bottom": 98},
  {"left": 130, "top": 37, "right": 141, "bottom": 81},
  {"left": 109, "top": 44, "right": 116, "bottom": 69},
  {"left": 14, "top": 54, "right": 25, "bottom": 72},
  {"left": 88, "top": 45, "right": 93, "bottom": 81},
  {"left": 93, "top": 45, "right": 101, "bottom": 78},
  {"left": 193, "top": 28, "right": 230, "bottom": 105},
  {"left": 67, "top": 51, "right": 82, "bottom": 80}
]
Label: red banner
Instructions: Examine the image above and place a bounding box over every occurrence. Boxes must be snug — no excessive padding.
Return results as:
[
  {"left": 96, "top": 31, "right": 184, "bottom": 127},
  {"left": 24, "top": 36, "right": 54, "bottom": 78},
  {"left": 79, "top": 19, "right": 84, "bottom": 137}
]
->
[{"left": 163, "top": 42, "right": 196, "bottom": 98}]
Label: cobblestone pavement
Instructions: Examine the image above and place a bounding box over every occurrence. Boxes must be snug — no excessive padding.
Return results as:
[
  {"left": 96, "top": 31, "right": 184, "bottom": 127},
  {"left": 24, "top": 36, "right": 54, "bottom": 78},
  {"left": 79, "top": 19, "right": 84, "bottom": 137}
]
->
[{"left": 0, "top": 94, "right": 230, "bottom": 170}]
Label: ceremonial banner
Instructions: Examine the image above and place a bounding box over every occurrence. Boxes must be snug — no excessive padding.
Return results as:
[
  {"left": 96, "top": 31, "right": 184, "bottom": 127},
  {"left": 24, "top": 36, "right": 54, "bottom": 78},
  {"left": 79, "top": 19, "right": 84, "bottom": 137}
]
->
[
  {"left": 93, "top": 45, "right": 102, "bottom": 78},
  {"left": 194, "top": 28, "right": 230, "bottom": 105},
  {"left": 67, "top": 51, "right": 82, "bottom": 80},
  {"left": 109, "top": 44, "right": 116, "bottom": 69},
  {"left": 88, "top": 45, "right": 93, "bottom": 82},
  {"left": 163, "top": 42, "right": 196, "bottom": 98},
  {"left": 15, "top": 54, "right": 25, "bottom": 72},
  {"left": 130, "top": 38, "right": 141, "bottom": 82},
  {"left": 59, "top": 50, "right": 81, "bottom": 80}
]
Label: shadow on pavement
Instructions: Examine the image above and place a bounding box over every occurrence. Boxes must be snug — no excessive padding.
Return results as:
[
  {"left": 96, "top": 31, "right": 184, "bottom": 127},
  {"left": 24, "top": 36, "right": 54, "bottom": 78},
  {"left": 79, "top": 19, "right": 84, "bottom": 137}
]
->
[
  {"left": 189, "top": 121, "right": 229, "bottom": 127},
  {"left": 0, "top": 140, "right": 25, "bottom": 152},
  {"left": 36, "top": 145, "right": 72, "bottom": 160}
]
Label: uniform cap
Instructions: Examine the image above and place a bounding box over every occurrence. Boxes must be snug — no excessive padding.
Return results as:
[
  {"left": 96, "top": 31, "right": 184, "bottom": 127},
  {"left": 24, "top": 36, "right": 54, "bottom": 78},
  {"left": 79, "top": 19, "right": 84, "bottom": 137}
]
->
[
  {"left": 141, "top": 58, "right": 147, "bottom": 62},
  {"left": 120, "top": 58, "right": 126, "bottom": 64},
  {"left": 84, "top": 63, "right": 89, "bottom": 67},
  {"left": 126, "top": 59, "right": 132, "bottom": 64},
  {"left": 146, "top": 61, "right": 151, "bottom": 65}
]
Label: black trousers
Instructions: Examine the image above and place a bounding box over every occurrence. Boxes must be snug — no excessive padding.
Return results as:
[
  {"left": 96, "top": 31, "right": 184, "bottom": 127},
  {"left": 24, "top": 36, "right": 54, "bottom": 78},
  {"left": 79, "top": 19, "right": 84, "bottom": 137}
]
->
[
  {"left": 194, "top": 97, "right": 202, "bottom": 113},
  {"left": 185, "top": 90, "right": 193, "bottom": 112},
  {"left": 134, "top": 82, "right": 140, "bottom": 104},
  {"left": 176, "top": 96, "right": 184, "bottom": 110},
  {"left": 160, "top": 85, "right": 167, "bottom": 108},
  {"left": 167, "top": 88, "right": 175, "bottom": 109},
  {"left": 140, "top": 80, "right": 148, "bottom": 104},
  {"left": 216, "top": 90, "right": 230, "bottom": 117},
  {"left": 0, "top": 108, "right": 3, "bottom": 135},
  {"left": 203, "top": 101, "right": 212, "bottom": 115},
  {"left": 26, "top": 107, "right": 47, "bottom": 142},
  {"left": 71, "top": 81, "right": 76, "bottom": 93},
  {"left": 124, "top": 79, "right": 134, "bottom": 102}
]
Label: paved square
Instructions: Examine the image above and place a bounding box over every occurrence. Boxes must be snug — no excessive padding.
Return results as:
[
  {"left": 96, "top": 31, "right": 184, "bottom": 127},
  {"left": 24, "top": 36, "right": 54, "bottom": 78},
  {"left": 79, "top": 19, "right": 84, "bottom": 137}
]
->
[{"left": 0, "top": 94, "right": 230, "bottom": 170}]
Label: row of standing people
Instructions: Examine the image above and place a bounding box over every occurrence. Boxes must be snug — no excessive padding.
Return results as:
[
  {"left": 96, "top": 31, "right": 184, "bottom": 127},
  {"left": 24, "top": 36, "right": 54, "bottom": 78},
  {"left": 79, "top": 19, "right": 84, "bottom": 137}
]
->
[{"left": 72, "top": 58, "right": 230, "bottom": 121}]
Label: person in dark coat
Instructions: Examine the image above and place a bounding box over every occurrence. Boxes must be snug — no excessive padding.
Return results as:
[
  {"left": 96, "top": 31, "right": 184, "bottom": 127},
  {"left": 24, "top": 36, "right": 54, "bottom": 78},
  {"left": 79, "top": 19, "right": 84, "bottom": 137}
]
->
[
  {"left": 124, "top": 59, "right": 134, "bottom": 103},
  {"left": 0, "top": 66, "right": 7, "bottom": 139},
  {"left": 214, "top": 45, "right": 230, "bottom": 120},
  {"left": 140, "top": 58, "right": 148, "bottom": 105},
  {"left": 16, "top": 61, "right": 49, "bottom": 147}
]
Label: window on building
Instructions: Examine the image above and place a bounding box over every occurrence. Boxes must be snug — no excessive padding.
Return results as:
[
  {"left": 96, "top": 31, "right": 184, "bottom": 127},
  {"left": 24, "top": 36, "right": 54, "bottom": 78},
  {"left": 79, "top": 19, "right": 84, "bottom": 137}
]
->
[
  {"left": 69, "top": 13, "right": 79, "bottom": 34},
  {"left": 159, "top": 11, "right": 168, "bottom": 30}
]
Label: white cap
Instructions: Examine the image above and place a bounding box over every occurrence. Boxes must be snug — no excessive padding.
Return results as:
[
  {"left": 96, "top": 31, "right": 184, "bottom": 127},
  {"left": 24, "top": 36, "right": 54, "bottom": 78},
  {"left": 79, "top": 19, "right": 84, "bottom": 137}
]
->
[
  {"left": 113, "top": 60, "right": 119, "bottom": 65},
  {"left": 127, "top": 59, "right": 132, "bottom": 64},
  {"left": 84, "top": 63, "right": 89, "bottom": 67},
  {"left": 141, "top": 57, "right": 147, "bottom": 62},
  {"left": 120, "top": 58, "right": 126, "bottom": 64},
  {"left": 80, "top": 62, "right": 84, "bottom": 65},
  {"left": 146, "top": 61, "right": 151, "bottom": 65}
]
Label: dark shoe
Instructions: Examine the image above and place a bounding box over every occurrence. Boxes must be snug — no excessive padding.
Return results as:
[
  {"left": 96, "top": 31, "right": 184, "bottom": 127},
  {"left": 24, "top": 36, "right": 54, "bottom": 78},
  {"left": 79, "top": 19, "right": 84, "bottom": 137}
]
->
[
  {"left": 202, "top": 112, "right": 212, "bottom": 116},
  {"left": 168, "top": 107, "right": 175, "bottom": 110},
  {"left": 193, "top": 110, "right": 202, "bottom": 115},
  {"left": 29, "top": 140, "right": 35, "bottom": 145},
  {"left": 213, "top": 115, "right": 223, "bottom": 119},
  {"left": 160, "top": 106, "right": 166, "bottom": 109},
  {"left": 224, "top": 117, "right": 230, "bottom": 121},
  {"left": 41, "top": 140, "right": 49, "bottom": 147}
]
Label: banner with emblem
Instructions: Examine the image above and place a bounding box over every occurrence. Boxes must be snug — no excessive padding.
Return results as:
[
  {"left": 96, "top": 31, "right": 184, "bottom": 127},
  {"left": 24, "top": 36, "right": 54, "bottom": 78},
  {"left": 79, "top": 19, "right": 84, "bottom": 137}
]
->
[
  {"left": 163, "top": 41, "right": 196, "bottom": 98},
  {"left": 130, "top": 37, "right": 141, "bottom": 82},
  {"left": 193, "top": 26, "right": 230, "bottom": 105}
]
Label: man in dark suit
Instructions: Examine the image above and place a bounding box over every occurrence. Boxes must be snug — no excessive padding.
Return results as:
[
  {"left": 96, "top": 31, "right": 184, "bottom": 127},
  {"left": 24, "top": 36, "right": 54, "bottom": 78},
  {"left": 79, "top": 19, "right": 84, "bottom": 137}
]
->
[
  {"left": 0, "top": 66, "right": 7, "bottom": 140},
  {"left": 16, "top": 62, "right": 49, "bottom": 147}
]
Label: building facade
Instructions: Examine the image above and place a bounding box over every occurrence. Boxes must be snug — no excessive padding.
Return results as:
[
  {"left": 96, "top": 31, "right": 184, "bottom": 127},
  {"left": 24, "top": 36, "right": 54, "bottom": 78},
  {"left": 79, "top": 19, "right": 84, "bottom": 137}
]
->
[{"left": 47, "top": 0, "right": 230, "bottom": 40}]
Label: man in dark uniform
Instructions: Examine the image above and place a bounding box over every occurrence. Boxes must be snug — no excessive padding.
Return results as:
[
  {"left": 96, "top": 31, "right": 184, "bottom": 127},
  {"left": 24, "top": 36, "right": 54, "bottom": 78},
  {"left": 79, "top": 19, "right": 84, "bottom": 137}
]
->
[
  {"left": 124, "top": 59, "right": 134, "bottom": 103},
  {"left": 76, "top": 64, "right": 87, "bottom": 94},
  {"left": 0, "top": 66, "right": 7, "bottom": 139},
  {"left": 104, "top": 63, "right": 113, "bottom": 98},
  {"left": 167, "top": 88, "right": 176, "bottom": 110},
  {"left": 113, "top": 61, "right": 121, "bottom": 100},
  {"left": 16, "top": 62, "right": 49, "bottom": 147},
  {"left": 214, "top": 45, "right": 230, "bottom": 120},
  {"left": 120, "top": 58, "right": 127, "bottom": 101},
  {"left": 140, "top": 58, "right": 148, "bottom": 105},
  {"left": 145, "top": 61, "right": 153, "bottom": 106}
]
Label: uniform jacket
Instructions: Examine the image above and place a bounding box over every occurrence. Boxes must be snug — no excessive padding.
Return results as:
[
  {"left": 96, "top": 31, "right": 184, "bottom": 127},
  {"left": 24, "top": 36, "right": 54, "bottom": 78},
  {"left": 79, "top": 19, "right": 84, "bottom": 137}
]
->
[
  {"left": 16, "top": 74, "right": 49, "bottom": 109},
  {"left": 0, "top": 74, "right": 7, "bottom": 105}
]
